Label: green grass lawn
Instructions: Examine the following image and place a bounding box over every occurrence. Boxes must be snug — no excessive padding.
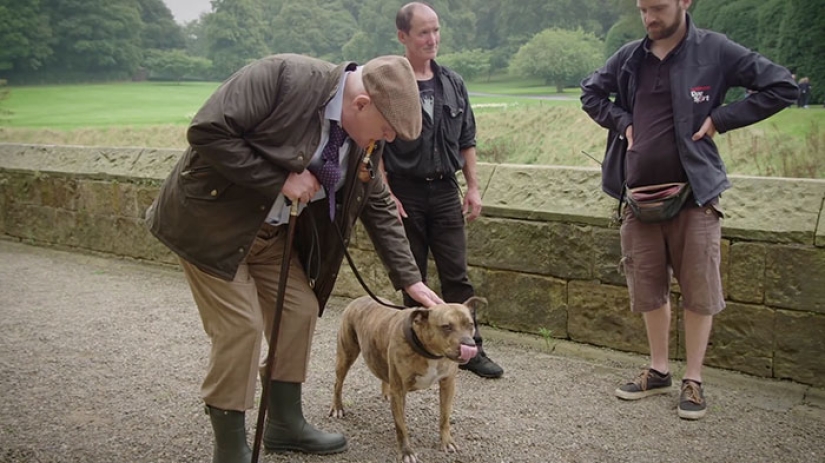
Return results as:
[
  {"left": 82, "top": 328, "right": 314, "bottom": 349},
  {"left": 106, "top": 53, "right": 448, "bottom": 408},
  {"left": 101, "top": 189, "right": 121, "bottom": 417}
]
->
[
  {"left": 1, "top": 80, "right": 822, "bottom": 178},
  {"left": 748, "top": 106, "right": 825, "bottom": 138},
  {"left": 468, "top": 77, "right": 582, "bottom": 97},
  {"left": 2, "top": 80, "right": 578, "bottom": 129},
  {"left": 2, "top": 81, "right": 219, "bottom": 128}
]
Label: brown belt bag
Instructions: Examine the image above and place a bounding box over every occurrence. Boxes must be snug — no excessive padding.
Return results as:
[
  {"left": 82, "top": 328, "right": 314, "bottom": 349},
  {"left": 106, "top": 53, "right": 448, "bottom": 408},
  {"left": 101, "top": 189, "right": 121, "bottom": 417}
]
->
[{"left": 624, "top": 182, "right": 692, "bottom": 223}]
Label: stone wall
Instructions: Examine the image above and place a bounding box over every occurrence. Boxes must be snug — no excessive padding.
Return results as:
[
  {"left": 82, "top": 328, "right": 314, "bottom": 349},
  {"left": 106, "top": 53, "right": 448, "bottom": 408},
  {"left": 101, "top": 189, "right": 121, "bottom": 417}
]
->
[{"left": 2, "top": 143, "right": 824, "bottom": 387}]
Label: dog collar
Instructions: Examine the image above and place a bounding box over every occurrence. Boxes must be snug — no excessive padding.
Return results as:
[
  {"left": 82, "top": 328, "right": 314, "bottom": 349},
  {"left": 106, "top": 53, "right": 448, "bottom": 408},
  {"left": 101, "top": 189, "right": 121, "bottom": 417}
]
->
[{"left": 403, "top": 313, "right": 444, "bottom": 360}]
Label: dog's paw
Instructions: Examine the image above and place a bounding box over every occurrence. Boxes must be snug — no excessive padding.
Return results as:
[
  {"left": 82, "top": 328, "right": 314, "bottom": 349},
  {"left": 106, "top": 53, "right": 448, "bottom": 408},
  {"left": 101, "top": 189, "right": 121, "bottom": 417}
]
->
[
  {"left": 401, "top": 450, "right": 419, "bottom": 463},
  {"left": 328, "top": 405, "right": 345, "bottom": 418},
  {"left": 440, "top": 439, "right": 458, "bottom": 453}
]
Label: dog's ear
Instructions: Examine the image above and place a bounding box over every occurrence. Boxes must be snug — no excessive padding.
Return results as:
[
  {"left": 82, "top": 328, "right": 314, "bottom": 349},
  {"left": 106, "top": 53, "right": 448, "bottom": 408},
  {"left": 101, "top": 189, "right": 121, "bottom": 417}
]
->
[
  {"left": 462, "top": 296, "right": 487, "bottom": 314},
  {"left": 411, "top": 308, "right": 430, "bottom": 326}
]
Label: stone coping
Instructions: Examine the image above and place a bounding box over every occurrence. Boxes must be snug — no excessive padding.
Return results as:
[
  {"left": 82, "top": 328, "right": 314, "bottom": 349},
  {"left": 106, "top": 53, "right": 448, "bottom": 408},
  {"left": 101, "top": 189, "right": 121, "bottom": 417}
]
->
[
  {"left": 2, "top": 143, "right": 823, "bottom": 246},
  {"left": 0, "top": 143, "right": 180, "bottom": 181}
]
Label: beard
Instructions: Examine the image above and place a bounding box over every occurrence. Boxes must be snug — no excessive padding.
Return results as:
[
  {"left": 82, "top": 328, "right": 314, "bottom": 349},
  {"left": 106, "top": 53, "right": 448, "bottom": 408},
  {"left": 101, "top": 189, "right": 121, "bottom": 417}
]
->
[{"left": 646, "top": 9, "right": 684, "bottom": 41}]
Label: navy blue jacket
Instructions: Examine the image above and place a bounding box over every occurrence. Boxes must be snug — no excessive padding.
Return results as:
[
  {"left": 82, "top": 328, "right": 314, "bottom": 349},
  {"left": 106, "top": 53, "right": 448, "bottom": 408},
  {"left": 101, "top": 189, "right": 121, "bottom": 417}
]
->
[{"left": 580, "top": 16, "right": 798, "bottom": 205}]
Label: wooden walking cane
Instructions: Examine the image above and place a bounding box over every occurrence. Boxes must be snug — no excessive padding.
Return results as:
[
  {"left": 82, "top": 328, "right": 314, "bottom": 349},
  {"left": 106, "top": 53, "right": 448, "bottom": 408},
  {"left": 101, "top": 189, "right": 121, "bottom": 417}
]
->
[{"left": 251, "top": 200, "right": 300, "bottom": 462}]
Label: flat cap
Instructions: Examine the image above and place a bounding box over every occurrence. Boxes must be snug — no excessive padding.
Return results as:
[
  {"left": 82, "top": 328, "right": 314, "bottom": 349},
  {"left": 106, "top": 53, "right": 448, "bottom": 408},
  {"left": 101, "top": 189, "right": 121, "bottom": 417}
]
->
[{"left": 362, "top": 55, "right": 422, "bottom": 141}]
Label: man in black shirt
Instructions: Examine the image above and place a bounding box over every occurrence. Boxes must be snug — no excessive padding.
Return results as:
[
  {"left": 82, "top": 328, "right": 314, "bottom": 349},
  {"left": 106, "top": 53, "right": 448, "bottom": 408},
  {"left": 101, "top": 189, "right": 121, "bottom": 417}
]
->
[{"left": 382, "top": 1, "right": 503, "bottom": 378}]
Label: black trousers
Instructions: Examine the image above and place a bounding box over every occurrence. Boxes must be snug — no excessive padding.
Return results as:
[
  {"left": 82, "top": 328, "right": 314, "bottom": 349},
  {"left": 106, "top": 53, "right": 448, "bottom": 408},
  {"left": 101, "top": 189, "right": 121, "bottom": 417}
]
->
[{"left": 388, "top": 174, "right": 483, "bottom": 348}]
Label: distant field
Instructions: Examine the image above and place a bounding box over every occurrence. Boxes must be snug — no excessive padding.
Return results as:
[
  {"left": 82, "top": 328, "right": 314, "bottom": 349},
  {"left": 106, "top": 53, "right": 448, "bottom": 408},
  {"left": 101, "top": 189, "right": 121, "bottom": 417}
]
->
[
  {"left": 1, "top": 81, "right": 823, "bottom": 178},
  {"left": 1, "top": 82, "right": 220, "bottom": 128}
]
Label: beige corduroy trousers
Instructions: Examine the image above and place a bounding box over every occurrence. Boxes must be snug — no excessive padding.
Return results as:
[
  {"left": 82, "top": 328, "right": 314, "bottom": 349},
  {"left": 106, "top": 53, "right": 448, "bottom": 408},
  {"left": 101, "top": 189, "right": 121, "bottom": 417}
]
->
[{"left": 179, "top": 223, "right": 319, "bottom": 412}]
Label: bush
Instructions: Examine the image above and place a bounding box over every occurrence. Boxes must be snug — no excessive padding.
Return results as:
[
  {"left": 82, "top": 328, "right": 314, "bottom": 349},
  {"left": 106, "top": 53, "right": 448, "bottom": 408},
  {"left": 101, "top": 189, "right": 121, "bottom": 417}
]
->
[{"left": 0, "top": 79, "right": 11, "bottom": 124}]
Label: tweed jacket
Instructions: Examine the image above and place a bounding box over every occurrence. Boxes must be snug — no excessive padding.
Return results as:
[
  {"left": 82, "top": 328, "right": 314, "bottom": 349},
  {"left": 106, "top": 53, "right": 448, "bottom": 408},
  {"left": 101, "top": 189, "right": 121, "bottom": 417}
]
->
[{"left": 145, "top": 54, "right": 421, "bottom": 310}]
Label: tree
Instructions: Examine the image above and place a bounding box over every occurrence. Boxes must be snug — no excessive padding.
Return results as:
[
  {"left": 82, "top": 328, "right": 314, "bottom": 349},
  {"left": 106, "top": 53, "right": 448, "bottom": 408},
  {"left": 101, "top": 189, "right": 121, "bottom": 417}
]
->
[
  {"left": 143, "top": 49, "right": 211, "bottom": 83},
  {"left": 438, "top": 49, "right": 492, "bottom": 81},
  {"left": 182, "top": 19, "right": 210, "bottom": 59},
  {"left": 0, "top": 0, "right": 52, "bottom": 72},
  {"left": 469, "top": 0, "right": 503, "bottom": 49},
  {"left": 604, "top": 14, "right": 644, "bottom": 56},
  {"left": 203, "top": 0, "right": 270, "bottom": 78},
  {"left": 495, "top": 0, "right": 620, "bottom": 49},
  {"left": 341, "top": 0, "right": 400, "bottom": 62},
  {"left": 755, "top": 0, "right": 788, "bottom": 62},
  {"left": 509, "top": 28, "right": 604, "bottom": 92},
  {"left": 698, "top": 0, "right": 760, "bottom": 49},
  {"left": 690, "top": 0, "right": 725, "bottom": 29},
  {"left": 0, "top": 79, "right": 11, "bottom": 123},
  {"left": 42, "top": 0, "right": 144, "bottom": 78},
  {"left": 425, "top": 0, "right": 477, "bottom": 54},
  {"left": 341, "top": 31, "right": 376, "bottom": 64},
  {"left": 268, "top": 0, "right": 357, "bottom": 62},
  {"left": 496, "top": 0, "right": 561, "bottom": 47},
  {"left": 137, "top": 0, "right": 185, "bottom": 50},
  {"left": 778, "top": 0, "right": 825, "bottom": 103}
]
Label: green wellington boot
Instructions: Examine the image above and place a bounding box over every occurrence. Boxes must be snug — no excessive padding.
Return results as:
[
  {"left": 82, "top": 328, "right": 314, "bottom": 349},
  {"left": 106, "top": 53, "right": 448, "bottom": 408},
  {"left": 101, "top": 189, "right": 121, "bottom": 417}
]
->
[
  {"left": 205, "top": 405, "right": 252, "bottom": 463},
  {"left": 263, "top": 381, "right": 347, "bottom": 454}
]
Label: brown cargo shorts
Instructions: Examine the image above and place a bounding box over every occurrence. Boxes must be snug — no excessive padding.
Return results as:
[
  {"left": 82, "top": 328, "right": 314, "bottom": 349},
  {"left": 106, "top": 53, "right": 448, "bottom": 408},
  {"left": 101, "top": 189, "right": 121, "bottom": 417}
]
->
[{"left": 619, "top": 204, "right": 725, "bottom": 315}]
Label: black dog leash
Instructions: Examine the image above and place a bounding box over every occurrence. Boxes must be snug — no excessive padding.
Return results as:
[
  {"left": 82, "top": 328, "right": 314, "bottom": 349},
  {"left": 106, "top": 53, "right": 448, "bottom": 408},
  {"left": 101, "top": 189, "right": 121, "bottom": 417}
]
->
[
  {"left": 334, "top": 221, "right": 446, "bottom": 359},
  {"left": 332, "top": 223, "right": 407, "bottom": 310}
]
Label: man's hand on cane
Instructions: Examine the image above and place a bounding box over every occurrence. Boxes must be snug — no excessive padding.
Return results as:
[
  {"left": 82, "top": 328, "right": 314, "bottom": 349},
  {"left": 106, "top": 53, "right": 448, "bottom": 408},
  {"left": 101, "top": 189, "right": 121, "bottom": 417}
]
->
[{"left": 283, "top": 171, "right": 322, "bottom": 204}]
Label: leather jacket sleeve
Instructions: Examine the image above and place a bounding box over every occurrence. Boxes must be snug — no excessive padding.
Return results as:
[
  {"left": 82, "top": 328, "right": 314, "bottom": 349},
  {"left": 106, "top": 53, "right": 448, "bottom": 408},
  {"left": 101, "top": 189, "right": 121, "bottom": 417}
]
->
[
  {"left": 185, "top": 59, "right": 293, "bottom": 200},
  {"left": 359, "top": 147, "right": 422, "bottom": 290}
]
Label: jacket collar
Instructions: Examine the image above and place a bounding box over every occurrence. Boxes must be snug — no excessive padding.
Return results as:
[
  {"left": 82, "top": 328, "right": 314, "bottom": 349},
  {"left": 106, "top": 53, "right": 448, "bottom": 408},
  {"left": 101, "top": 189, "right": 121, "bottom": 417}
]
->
[
  {"left": 321, "top": 62, "right": 358, "bottom": 112},
  {"left": 429, "top": 59, "right": 443, "bottom": 78}
]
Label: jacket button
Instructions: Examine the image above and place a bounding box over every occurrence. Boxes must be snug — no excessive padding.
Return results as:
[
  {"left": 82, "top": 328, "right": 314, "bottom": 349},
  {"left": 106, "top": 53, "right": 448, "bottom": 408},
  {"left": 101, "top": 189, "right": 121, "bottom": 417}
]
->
[
  {"left": 260, "top": 205, "right": 266, "bottom": 211},
  {"left": 210, "top": 189, "right": 218, "bottom": 197},
  {"left": 238, "top": 247, "right": 244, "bottom": 253}
]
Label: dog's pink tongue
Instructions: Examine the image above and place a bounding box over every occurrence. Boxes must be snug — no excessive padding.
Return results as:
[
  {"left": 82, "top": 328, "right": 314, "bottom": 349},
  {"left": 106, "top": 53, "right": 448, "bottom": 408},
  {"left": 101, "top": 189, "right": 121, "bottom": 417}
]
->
[{"left": 459, "top": 344, "right": 478, "bottom": 363}]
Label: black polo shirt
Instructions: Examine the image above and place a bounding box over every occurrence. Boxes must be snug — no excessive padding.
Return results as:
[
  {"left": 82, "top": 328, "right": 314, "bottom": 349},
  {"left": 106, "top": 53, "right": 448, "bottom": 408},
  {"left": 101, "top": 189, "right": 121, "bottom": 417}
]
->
[{"left": 625, "top": 43, "right": 688, "bottom": 188}]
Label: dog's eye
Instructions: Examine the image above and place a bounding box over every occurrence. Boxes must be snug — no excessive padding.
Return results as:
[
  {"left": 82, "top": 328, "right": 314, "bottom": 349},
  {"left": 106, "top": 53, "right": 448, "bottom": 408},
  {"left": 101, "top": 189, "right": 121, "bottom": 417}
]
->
[{"left": 441, "top": 324, "right": 453, "bottom": 333}]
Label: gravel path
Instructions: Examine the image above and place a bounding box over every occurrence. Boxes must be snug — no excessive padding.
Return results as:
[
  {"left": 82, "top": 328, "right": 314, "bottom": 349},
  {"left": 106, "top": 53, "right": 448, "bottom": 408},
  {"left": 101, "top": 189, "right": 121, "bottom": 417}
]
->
[{"left": 1, "top": 240, "right": 824, "bottom": 463}]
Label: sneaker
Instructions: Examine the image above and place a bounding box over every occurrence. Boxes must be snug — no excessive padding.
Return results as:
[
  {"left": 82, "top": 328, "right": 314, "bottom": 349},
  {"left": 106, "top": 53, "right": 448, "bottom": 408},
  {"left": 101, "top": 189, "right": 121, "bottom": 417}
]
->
[
  {"left": 459, "top": 351, "right": 504, "bottom": 378},
  {"left": 615, "top": 368, "right": 672, "bottom": 400},
  {"left": 678, "top": 380, "right": 707, "bottom": 420}
]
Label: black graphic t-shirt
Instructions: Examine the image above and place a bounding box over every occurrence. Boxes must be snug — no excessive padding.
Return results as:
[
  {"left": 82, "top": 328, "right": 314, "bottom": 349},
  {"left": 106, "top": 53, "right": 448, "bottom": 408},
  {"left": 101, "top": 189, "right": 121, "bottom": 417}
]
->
[{"left": 418, "top": 77, "right": 435, "bottom": 121}]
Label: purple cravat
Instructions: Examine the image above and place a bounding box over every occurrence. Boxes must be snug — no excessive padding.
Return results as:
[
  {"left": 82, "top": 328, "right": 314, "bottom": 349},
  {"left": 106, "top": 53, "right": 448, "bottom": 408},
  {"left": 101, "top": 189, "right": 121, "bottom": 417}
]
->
[{"left": 308, "top": 120, "right": 347, "bottom": 220}]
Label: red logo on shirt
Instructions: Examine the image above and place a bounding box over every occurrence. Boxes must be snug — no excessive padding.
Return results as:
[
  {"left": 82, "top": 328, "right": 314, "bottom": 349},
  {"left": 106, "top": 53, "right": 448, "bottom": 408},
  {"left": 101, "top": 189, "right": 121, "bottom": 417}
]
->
[{"left": 690, "top": 86, "right": 711, "bottom": 103}]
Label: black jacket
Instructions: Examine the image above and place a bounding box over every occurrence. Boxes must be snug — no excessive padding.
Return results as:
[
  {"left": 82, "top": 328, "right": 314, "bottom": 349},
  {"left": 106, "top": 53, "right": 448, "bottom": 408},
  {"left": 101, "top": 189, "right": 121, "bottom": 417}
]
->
[
  {"left": 383, "top": 60, "right": 476, "bottom": 179},
  {"left": 580, "top": 16, "right": 798, "bottom": 206}
]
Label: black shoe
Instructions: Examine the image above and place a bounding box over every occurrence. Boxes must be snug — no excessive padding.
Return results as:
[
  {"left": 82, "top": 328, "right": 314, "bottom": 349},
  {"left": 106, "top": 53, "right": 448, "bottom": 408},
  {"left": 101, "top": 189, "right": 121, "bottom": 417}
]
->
[
  {"left": 678, "top": 379, "right": 707, "bottom": 420},
  {"left": 459, "top": 351, "right": 503, "bottom": 378},
  {"left": 615, "top": 368, "right": 672, "bottom": 400}
]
